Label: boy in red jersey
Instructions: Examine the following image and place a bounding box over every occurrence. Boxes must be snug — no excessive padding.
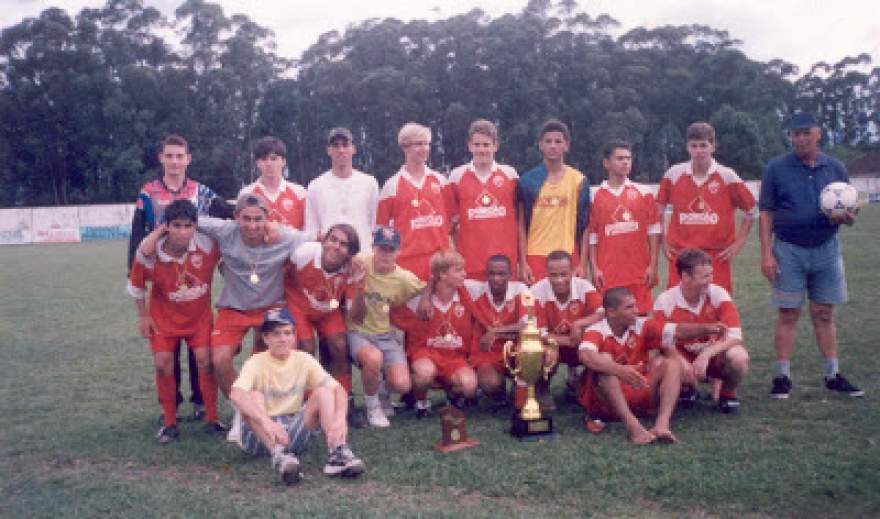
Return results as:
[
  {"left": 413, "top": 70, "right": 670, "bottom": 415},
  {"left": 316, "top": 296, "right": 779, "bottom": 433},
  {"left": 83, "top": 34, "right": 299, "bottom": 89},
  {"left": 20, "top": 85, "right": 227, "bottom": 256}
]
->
[
  {"left": 579, "top": 287, "right": 728, "bottom": 443},
  {"left": 652, "top": 249, "right": 750, "bottom": 413},
  {"left": 657, "top": 122, "right": 757, "bottom": 294},
  {"left": 532, "top": 251, "right": 604, "bottom": 403},
  {"left": 284, "top": 224, "right": 362, "bottom": 416},
  {"left": 516, "top": 120, "right": 591, "bottom": 283},
  {"left": 376, "top": 122, "right": 452, "bottom": 281},
  {"left": 588, "top": 140, "right": 661, "bottom": 314},
  {"left": 128, "top": 200, "right": 225, "bottom": 443},
  {"left": 448, "top": 120, "right": 519, "bottom": 280},
  {"left": 239, "top": 136, "right": 307, "bottom": 231},
  {"left": 402, "top": 251, "right": 478, "bottom": 414},
  {"left": 461, "top": 255, "right": 529, "bottom": 403}
]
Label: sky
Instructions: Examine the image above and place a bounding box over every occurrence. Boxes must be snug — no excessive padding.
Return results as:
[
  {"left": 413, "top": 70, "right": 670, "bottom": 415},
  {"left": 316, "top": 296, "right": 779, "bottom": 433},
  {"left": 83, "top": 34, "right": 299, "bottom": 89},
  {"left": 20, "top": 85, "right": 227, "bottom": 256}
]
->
[{"left": 2, "top": 0, "right": 879, "bottom": 75}]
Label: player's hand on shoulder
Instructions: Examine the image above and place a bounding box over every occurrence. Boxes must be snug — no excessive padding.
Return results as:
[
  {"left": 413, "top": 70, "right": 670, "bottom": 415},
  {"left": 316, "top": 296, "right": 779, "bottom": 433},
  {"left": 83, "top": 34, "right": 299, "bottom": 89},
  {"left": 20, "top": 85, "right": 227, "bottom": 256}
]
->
[{"left": 264, "top": 221, "right": 281, "bottom": 244}]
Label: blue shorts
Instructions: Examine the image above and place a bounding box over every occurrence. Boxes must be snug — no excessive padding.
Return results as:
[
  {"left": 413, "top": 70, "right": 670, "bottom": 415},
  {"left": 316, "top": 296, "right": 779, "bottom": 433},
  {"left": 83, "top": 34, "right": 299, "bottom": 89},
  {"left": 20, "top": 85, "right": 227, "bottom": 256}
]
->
[
  {"left": 348, "top": 330, "right": 407, "bottom": 368},
  {"left": 771, "top": 237, "right": 847, "bottom": 308}
]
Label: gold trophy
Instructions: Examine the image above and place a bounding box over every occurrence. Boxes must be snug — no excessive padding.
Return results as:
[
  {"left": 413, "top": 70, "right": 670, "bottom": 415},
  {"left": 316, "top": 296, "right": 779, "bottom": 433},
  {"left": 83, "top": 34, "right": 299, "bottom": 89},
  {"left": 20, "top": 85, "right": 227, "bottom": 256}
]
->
[{"left": 503, "top": 289, "right": 557, "bottom": 439}]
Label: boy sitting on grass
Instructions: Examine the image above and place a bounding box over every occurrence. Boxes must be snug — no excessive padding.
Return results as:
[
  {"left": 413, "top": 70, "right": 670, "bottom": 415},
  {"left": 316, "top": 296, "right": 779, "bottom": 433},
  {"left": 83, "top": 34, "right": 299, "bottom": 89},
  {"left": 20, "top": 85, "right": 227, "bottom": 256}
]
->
[{"left": 229, "top": 308, "right": 365, "bottom": 485}]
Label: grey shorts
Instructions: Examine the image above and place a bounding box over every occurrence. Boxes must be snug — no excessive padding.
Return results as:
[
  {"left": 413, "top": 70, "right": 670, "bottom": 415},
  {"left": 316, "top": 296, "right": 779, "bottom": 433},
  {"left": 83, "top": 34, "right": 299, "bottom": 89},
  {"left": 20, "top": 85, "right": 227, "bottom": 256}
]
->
[
  {"left": 348, "top": 330, "right": 407, "bottom": 368},
  {"left": 240, "top": 411, "right": 313, "bottom": 457},
  {"left": 772, "top": 236, "right": 848, "bottom": 308}
]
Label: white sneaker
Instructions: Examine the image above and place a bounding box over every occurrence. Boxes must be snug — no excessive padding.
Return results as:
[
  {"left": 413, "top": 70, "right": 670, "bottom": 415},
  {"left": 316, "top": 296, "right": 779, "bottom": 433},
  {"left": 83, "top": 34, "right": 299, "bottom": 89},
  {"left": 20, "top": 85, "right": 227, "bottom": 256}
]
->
[
  {"left": 366, "top": 404, "right": 390, "bottom": 428},
  {"left": 227, "top": 408, "right": 242, "bottom": 444},
  {"left": 272, "top": 452, "right": 302, "bottom": 485}
]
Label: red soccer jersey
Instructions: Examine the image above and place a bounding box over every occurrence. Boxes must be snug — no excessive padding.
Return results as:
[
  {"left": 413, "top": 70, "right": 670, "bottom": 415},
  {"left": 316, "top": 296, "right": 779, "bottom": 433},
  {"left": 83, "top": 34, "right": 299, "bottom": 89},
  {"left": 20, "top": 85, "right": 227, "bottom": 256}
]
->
[
  {"left": 448, "top": 163, "right": 519, "bottom": 279},
  {"left": 656, "top": 160, "right": 757, "bottom": 251},
  {"left": 376, "top": 167, "right": 451, "bottom": 270},
  {"left": 241, "top": 180, "right": 307, "bottom": 230},
  {"left": 588, "top": 180, "right": 661, "bottom": 287},
  {"left": 284, "top": 241, "right": 353, "bottom": 317},
  {"left": 652, "top": 284, "right": 742, "bottom": 361},
  {"left": 531, "top": 277, "right": 602, "bottom": 336},
  {"left": 128, "top": 233, "right": 220, "bottom": 336},
  {"left": 579, "top": 317, "right": 675, "bottom": 372},
  {"left": 398, "top": 292, "right": 475, "bottom": 360},
  {"left": 461, "top": 279, "right": 528, "bottom": 354}
]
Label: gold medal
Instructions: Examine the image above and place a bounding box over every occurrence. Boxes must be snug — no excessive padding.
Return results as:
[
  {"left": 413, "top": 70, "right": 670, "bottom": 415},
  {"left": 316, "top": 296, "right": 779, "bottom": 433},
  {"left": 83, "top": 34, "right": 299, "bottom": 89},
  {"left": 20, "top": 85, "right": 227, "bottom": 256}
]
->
[
  {"left": 249, "top": 272, "right": 260, "bottom": 284},
  {"left": 178, "top": 282, "right": 188, "bottom": 290},
  {"left": 550, "top": 196, "right": 559, "bottom": 207},
  {"left": 480, "top": 194, "right": 491, "bottom": 206},
  {"left": 411, "top": 199, "right": 420, "bottom": 208},
  {"left": 380, "top": 303, "right": 390, "bottom": 313},
  {"left": 622, "top": 210, "right": 632, "bottom": 221},
  {"left": 329, "top": 298, "right": 339, "bottom": 309}
]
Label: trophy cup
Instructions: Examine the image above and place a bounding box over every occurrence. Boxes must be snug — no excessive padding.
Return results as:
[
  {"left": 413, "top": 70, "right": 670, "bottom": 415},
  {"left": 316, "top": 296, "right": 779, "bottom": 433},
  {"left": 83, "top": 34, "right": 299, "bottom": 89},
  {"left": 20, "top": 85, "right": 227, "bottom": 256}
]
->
[{"left": 503, "top": 289, "right": 557, "bottom": 439}]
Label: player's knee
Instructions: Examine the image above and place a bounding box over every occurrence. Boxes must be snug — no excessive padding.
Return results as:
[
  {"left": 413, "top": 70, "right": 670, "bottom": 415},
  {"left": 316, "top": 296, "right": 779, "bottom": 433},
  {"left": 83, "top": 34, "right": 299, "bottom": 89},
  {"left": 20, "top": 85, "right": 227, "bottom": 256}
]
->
[
  {"left": 778, "top": 308, "right": 801, "bottom": 326},
  {"left": 454, "top": 369, "right": 478, "bottom": 395},
  {"left": 390, "top": 374, "right": 412, "bottom": 395},
  {"left": 357, "top": 347, "right": 382, "bottom": 372},
  {"left": 328, "top": 335, "right": 348, "bottom": 357},
  {"left": 726, "top": 346, "right": 750, "bottom": 373},
  {"left": 809, "top": 304, "right": 834, "bottom": 325},
  {"left": 412, "top": 361, "right": 436, "bottom": 384}
]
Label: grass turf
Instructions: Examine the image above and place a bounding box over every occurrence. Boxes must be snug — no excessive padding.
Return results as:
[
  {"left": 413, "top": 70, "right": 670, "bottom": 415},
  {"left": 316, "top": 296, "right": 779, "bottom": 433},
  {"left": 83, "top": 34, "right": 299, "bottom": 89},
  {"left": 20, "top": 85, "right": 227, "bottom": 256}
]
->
[{"left": 1, "top": 206, "right": 879, "bottom": 518}]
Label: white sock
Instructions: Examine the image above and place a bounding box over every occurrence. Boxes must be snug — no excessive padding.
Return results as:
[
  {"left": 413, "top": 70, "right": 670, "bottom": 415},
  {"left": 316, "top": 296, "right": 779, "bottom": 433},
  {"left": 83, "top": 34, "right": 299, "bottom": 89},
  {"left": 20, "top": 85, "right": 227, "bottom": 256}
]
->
[{"left": 364, "top": 393, "right": 380, "bottom": 409}]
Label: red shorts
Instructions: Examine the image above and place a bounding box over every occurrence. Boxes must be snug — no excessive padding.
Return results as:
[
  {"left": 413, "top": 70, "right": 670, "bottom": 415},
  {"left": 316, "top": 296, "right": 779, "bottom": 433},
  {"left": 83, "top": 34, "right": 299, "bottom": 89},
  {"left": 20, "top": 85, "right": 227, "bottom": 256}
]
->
[
  {"left": 397, "top": 253, "right": 432, "bottom": 282},
  {"left": 681, "top": 350, "right": 728, "bottom": 381},
  {"left": 600, "top": 283, "right": 652, "bottom": 315},
  {"left": 288, "top": 305, "right": 346, "bottom": 342},
  {"left": 470, "top": 350, "right": 507, "bottom": 375},
  {"left": 150, "top": 320, "right": 212, "bottom": 353},
  {"left": 526, "top": 249, "right": 580, "bottom": 283},
  {"left": 410, "top": 348, "right": 471, "bottom": 385},
  {"left": 211, "top": 306, "right": 277, "bottom": 348},
  {"left": 579, "top": 370, "right": 655, "bottom": 420},
  {"left": 667, "top": 250, "right": 733, "bottom": 294}
]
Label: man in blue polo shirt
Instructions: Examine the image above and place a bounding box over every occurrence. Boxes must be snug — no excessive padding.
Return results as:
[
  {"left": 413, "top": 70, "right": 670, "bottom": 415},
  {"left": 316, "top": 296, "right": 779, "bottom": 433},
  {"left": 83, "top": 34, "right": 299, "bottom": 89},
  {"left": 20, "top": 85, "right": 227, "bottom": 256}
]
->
[{"left": 758, "top": 112, "right": 862, "bottom": 399}]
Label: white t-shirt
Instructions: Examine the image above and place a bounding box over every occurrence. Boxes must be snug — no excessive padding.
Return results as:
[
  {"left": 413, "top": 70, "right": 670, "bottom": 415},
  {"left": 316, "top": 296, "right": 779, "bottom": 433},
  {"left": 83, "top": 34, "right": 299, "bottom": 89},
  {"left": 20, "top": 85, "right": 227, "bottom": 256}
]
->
[{"left": 305, "top": 169, "right": 379, "bottom": 249}]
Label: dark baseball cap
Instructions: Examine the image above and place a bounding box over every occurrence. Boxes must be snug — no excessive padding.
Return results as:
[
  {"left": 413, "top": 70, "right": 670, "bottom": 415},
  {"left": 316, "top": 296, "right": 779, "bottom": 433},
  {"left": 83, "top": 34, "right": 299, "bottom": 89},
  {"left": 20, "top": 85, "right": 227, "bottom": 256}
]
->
[
  {"left": 372, "top": 226, "right": 401, "bottom": 250},
  {"left": 327, "top": 127, "right": 353, "bottom": 144},
  {"left": 261, "top": 307, "right": 296, "bottom": 330},
  {"left": 787, "top": 112, "right": 820, "bottom": 130}
]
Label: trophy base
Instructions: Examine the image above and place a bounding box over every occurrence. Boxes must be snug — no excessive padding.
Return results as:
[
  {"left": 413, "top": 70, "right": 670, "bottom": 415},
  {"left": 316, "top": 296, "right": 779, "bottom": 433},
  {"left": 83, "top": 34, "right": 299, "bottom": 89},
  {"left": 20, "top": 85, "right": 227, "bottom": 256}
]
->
[{"left": 510, "top": 414, "right": 556, "bottom": 441}]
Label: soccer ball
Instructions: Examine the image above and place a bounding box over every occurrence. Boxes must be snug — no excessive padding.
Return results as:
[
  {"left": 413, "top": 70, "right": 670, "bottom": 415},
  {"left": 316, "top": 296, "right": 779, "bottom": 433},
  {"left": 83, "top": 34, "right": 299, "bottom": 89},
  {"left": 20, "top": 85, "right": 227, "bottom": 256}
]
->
[{"left": 819, "top": 182, "right": 858, "bottom": 218}]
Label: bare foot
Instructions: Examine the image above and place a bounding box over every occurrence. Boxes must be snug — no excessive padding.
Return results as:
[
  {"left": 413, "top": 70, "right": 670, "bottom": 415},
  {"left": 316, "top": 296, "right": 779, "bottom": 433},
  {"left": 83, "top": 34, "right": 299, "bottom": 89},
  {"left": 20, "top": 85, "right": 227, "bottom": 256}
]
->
[
  {"left": 650, "top": 427, "right": 678, "bottom": 444},
  {"left": 629, "top": 427, "right": 656, "bottom": 445}
]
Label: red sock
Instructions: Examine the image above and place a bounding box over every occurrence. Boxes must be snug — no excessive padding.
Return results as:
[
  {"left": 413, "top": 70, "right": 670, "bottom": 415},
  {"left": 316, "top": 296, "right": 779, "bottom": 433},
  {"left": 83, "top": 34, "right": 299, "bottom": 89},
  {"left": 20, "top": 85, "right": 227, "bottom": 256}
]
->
[
  {"left": 720, "top": 388, "right": 737, "bottom": 400},
  {"left": 335, "top": 374, "right": 353, "bottom": 394},
  {"left": 198, "top": 370, "right": 219, "bottom": 423},
  {"left": 155, "top": 373, "right": 177, "bottom": 427}
]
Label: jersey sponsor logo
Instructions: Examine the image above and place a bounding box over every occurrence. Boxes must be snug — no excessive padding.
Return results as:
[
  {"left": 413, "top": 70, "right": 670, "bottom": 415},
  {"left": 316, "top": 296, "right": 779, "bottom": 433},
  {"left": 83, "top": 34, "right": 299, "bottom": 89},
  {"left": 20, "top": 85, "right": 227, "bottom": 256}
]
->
[
  {"left": 189, "top": 253, "right": 203, "bottom": 269},
  {"left": 554, "top": 320, "right": 572, "bottom": 335},
  {"left": 410, "top": 214, "right": 444, "bottom": 230},
  {"left": 537, "top": 195, "right": 567, "bottom": 208},
  {"left": 679, "top": 212, "right": 719, "bottom": 225},
  {"left": 168, "top": 282, "right": 209, "bottom": 303},
  {"left": 708, "top": 180, "right": 721, "bottom": 195},
  {"left": 427, "top": 334, "right": 464, "bottom": 349},
  {"left": 467, "top": 205, "right": 507, "bottom": 221},
  {"left": 604, "top": 221, "right": 639, "bottom": 236}
]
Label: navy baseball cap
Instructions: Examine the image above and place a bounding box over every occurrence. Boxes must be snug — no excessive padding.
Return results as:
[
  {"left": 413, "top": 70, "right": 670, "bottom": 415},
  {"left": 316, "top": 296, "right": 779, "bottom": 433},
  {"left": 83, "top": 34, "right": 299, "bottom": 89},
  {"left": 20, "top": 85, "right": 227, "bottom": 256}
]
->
[
  {"left": 787, "top": 112, "right": 820, "bottom": 130},
  {"left": 262, "top": 307, "right": 296, "bottom": 329},
  {"left": 373, "top": 226, "right": 401, "bottom": 250}
]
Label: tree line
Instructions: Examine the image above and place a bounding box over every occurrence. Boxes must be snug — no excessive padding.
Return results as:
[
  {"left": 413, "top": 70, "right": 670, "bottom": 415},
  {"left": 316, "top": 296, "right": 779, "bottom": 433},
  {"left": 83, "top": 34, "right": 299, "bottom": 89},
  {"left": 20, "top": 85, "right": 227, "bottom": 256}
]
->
[{"left": 1, "top": 0, "right": 878, "bottom": 207}]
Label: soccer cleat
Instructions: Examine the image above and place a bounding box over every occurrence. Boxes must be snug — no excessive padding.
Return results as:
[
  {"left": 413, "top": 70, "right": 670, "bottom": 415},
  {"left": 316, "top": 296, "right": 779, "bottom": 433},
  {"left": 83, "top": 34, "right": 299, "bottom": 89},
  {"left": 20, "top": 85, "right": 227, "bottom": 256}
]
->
[
  {"left": 156, "top": 424, "right": 179, "bottom": 444},
  {"left": 347, "top": 398, "right": 368, "bottom": 429},
  {"left": 770, "top": 375, "right": 792, "bottom": 399},
  {"left": 203, "top": 421, "right": 228, "bottom": 437},
  {"left": 679, "top": 386, "right": 699, "bottom": 405},
  {"left": 365, "top": 404, "right": 390, "bottom": 428},
  {"left": 825, "top": 374, "right": 864, "bottom": 397},
  {"left": 415, "top": 399, "right": 433, "bottom": 419},
  {"left": 227, "top": 408, "right": 242, "bottom": 443},
  {"left": 584, "top": 416, "right": 605, "bottom": 433},
  {"left": 192, "top": 403, "right": 206, "bottom": 422},
  {"left": 449, "top": 396, "right": 467, "bottom": 409},
  {"left": 323, "top": 444, "right": 365, "bottom": 477},
  {"left": 272, "top": 453, "right": 302, "bottom": 485},
  {"left": 718, "top": 396, "right": 740, "bottom": 414}
]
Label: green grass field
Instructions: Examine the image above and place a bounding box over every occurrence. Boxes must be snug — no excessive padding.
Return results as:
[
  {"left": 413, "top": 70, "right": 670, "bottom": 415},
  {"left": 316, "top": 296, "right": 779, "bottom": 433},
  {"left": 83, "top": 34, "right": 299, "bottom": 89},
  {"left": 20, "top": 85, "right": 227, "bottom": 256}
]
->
[{"left": 2, "top": 207, "right": 879, "bottom": 518}]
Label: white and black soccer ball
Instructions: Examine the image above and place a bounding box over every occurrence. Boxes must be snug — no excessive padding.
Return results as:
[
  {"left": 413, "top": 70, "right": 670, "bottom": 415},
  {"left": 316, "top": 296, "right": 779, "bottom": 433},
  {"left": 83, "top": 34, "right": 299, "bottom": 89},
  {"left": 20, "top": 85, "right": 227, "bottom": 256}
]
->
[{"left": 819, "top": 182, "right": 859, "bottom": 218}]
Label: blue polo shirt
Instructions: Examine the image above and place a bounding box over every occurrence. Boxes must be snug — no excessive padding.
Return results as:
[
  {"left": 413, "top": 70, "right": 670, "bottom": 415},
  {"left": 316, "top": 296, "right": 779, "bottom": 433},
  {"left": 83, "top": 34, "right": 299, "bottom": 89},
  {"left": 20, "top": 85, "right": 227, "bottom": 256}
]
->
[{"left": 759, "top": 151, "right": 848, "bottom": 248}]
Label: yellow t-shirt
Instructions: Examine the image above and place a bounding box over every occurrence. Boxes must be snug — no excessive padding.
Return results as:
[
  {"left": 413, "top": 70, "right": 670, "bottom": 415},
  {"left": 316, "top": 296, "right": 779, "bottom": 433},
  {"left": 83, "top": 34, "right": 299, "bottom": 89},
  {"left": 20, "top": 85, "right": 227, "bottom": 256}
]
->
[
  {"left": 346, "top": 255, "right": 425, "bottom": 335},
  {"left": 232, "top": 350, "right": 338, "bottom": 417},
  {"left": 527, "top": 166, "right": 585, "bottom": 256}
]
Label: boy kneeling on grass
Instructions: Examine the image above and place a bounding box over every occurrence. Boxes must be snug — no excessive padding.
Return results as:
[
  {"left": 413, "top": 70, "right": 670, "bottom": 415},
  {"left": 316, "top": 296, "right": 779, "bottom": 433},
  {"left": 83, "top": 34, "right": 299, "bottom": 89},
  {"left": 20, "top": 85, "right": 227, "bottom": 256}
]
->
[{"left": 229, "top": 308, "right": 365, "bottom": 485}]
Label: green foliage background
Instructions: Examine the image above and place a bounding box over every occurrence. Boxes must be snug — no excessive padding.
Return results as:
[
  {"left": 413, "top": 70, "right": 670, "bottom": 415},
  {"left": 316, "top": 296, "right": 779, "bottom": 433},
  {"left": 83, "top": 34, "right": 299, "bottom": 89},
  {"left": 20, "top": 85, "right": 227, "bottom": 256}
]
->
[{"left": 1, "top": 0, "right": 878, "bottom": 207}]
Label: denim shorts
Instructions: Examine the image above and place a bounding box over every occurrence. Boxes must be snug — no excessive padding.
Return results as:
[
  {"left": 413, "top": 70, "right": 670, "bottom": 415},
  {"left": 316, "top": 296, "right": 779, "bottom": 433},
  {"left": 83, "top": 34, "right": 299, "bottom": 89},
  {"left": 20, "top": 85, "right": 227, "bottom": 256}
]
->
[{"left": 771, "top": 236, "right": 847, "bottom": 308}]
